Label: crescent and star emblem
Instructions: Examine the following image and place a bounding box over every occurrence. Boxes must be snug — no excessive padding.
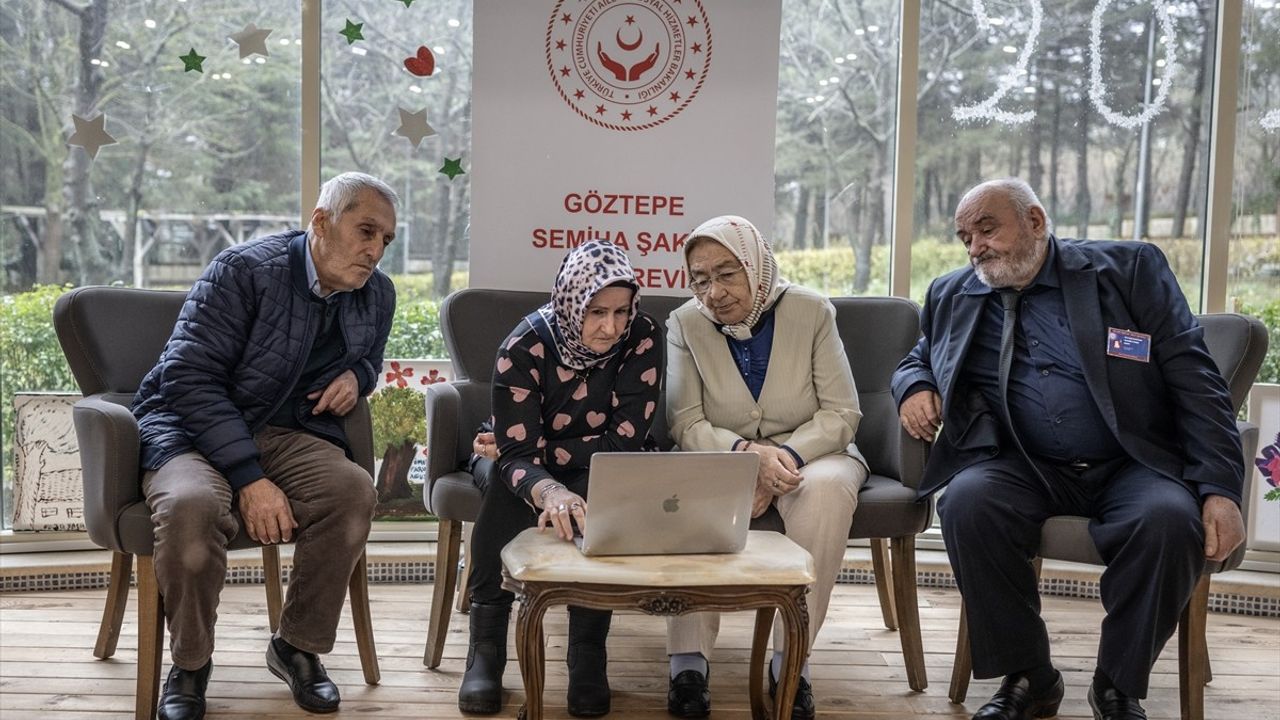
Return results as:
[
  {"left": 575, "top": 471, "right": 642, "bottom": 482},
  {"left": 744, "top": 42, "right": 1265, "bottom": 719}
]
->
[{"left": 547, "top": 0, "right": 710, "bottom": 131}]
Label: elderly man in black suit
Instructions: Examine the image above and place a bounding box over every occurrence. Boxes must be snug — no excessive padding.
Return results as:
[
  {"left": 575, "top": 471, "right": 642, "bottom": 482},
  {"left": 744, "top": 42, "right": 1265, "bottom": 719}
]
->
[{"left": 892, "top": 178, "right": 1245, "bottom": 720}]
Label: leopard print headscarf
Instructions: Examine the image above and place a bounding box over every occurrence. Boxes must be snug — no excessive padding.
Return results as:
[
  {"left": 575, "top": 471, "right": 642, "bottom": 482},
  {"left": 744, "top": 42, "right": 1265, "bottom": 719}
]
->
[{"left": 536, "top": 240, "right": 640, "bottom": 370}]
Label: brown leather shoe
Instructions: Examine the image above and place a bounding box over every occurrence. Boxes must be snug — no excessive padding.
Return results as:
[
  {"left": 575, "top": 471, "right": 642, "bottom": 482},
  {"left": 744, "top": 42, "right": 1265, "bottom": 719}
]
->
[
  {"left": 1088, "top": 684, "right": 1148, "bottom": 719},
  {"left": 972, "top": 671, "right": 1064, "bottom": 719}
]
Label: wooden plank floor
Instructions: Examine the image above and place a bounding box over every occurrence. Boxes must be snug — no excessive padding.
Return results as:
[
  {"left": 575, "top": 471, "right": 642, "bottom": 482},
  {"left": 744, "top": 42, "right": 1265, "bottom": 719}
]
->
[{"left": 1, "top": 582, "right": 1277, "bottom": 719}]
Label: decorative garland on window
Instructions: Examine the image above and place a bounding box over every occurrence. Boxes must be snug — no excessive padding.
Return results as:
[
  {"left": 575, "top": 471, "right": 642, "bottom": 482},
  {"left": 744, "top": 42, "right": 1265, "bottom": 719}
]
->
[
  {"left": 1088, "top": 0, "right": 1178, "bottom": 129},
  {"left": 953, "top": 0, "right": 1043, "bottom": 125},
  {"left": 1261, "top": 109, "right": 1280, "bottom": 132}
]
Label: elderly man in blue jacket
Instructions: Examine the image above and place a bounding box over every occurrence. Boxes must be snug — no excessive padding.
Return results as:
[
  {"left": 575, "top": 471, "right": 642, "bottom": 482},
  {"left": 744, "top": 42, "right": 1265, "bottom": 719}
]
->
[
  {"left": 131, "top": 172, "right": 398, "bottom": 720},
  {"left": 892, "top": 178, "right": 1245, "bottom": 720}
]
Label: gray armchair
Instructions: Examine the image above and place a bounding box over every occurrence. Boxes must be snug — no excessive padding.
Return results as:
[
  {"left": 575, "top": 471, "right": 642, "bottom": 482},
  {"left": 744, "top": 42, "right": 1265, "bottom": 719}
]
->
[
  {"left": 833, "top": 296, "right": 933, "bottom": 691},
  {"left": 422, "top": 289, "right": 933, "bottom": 693},
  {"left": 53, "top": 286, "right": 380, "bottom": 720},
  {"left": 947, "top": 312, "right": 1269, "bottom": 720}
]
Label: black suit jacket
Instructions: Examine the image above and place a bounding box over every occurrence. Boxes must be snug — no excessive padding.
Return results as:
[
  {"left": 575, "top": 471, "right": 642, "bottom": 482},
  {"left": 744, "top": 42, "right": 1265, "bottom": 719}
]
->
[{"left": 892, "top": 236, "right": 1243, "bottom": 502}]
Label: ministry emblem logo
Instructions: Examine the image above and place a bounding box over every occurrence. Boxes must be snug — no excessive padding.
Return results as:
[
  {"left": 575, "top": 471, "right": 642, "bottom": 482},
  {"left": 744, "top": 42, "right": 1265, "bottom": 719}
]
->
[{"left": 546, "top": 0, "right": 712, "bottom": 131}]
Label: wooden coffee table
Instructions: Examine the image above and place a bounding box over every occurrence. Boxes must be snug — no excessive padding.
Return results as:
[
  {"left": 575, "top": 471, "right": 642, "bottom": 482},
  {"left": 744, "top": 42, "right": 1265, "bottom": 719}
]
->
[{"left": 501, "top": 528, "right": 815, "bottom": 720}]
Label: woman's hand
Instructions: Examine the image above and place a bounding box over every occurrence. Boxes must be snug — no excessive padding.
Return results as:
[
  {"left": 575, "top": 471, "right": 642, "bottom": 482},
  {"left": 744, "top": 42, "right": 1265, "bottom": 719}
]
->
[
  {"left": 535, "top": 483, "right": 588, "bottom": 542},
  {"left": 472, "top": 431, "right": 499, "bottom": 461},
  {"left": 748, "top": 442, "right": 802, "bottom": 496},
  {"left": 751, "top": 485, "right": 773, "bottom": 518}
]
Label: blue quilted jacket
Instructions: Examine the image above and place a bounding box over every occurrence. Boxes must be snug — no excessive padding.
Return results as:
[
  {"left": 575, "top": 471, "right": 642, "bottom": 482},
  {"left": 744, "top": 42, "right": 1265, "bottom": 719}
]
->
[{"left": 132, "top": 231, "right": 396, "bottom": 489}]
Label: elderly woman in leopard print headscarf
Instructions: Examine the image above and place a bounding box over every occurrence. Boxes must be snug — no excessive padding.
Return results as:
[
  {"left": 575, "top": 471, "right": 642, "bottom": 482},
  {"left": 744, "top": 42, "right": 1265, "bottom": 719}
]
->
[{"left": 457, "top": 240, "right": 663, "bottom": 717}]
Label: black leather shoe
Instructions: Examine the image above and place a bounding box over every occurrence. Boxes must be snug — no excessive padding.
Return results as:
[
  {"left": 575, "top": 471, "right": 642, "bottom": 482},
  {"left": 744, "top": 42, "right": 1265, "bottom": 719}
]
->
[
  {"left": 158, "top": 661, "right": 212, "bottom": 720},
  {"left": 972, "top": 672, "right": 1064, "bottom": 719},
  {"left": 1088, "top": 684, "right": 1148, "bottom": 719},
  {"left": 768, "top": 666, "right": 815, "bottom": 720},
  {"left": 266, "top": 636, "right": 341, "bottom": 713},
  {"left": 668, "top": 669, "right": 711, "bottom": 718}
]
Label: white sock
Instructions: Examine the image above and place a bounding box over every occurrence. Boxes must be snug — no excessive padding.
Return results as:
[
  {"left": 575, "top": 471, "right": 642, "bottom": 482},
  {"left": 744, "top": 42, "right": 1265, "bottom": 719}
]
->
[
  {"left": 670, "top": 652, "right": 708, "bottom": 679},
  {"left": 770, "top": 651, "right": 811, "bottom": 682}
]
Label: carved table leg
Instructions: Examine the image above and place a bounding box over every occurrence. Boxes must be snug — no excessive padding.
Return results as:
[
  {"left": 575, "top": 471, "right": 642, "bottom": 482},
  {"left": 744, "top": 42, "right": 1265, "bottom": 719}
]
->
[
  {"left": 774, "top": 591, "right": 811, "bottom": 720},
  {"left": 750, "top": 608, "right": 774, "bottom": 720},
  {"left": 515, "top": 590, "right": 549, "bottom": 720}
]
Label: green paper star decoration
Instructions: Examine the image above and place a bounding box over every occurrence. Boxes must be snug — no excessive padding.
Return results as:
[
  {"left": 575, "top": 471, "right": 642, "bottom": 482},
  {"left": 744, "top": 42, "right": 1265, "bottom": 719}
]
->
[
  {"left": 439, "top": 157, "right": 465, "bottom": 180},
  {"left": 340, "top": 19, "right": 365, "bottom": 45},
  {"left": 397, "top": 0, "right": 416, "bottom": 7},
  {"left": 180, "top": 48, "right": 206, "bottom": 73}
]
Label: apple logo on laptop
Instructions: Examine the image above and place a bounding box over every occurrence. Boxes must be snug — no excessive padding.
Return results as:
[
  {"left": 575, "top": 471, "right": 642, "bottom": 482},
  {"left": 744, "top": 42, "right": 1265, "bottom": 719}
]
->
[{"left": 662, "top": 494, "right": 680, "bottom": 513}]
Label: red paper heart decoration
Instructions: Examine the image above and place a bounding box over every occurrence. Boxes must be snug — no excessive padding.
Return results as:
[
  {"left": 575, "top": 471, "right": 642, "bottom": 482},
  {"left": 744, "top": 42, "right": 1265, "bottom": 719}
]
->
[{"left": 404, "top": 46, "right": 435, "bottom": 77}]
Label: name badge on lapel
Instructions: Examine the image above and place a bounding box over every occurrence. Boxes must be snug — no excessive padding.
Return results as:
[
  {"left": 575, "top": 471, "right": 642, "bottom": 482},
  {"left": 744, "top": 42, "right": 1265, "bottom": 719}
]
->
[{"left": 1107, "top": 327, "right": 1151, "bottom": 362}]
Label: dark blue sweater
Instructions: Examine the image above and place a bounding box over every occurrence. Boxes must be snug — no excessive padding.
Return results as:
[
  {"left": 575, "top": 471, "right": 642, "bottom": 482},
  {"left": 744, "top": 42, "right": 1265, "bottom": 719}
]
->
[{"left": 132, "top": 231, "right": 395, "bottom": 489}]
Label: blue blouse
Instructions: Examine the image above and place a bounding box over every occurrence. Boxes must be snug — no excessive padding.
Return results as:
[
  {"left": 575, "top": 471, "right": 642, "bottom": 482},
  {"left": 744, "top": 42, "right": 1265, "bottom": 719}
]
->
[
  {"left": 723, "top": 302, "right": 804, "bottom": 467},
  {"left": 725, "top": 306, "right": 777, "bottom": 401}
]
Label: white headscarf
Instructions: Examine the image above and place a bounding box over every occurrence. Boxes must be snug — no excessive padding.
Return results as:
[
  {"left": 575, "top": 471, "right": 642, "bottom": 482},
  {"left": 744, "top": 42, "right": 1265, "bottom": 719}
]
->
[{"left": 684, "top": 215, "right": 789, "bottom": 341}]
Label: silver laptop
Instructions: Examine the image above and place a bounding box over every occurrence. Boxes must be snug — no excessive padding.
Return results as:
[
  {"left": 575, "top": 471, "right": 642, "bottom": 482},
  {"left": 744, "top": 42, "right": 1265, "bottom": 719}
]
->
[{"left": 575, "top": 451, "right": 759, "bottom": 556}]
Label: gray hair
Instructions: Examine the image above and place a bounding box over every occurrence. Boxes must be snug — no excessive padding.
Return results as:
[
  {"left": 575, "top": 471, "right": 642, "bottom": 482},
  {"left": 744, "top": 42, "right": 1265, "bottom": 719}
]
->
[
  {"left": 961, "top": 177, "right": 1054, "bottom": 236},
  {"left": 311, "top": 172, "right": 399, "bottom": 229}
]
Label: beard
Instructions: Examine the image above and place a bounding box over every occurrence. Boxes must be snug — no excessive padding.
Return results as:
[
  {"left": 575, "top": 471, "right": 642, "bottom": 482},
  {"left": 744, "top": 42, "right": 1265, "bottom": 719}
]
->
[{"left": 972, "top": 234, "right": 1048, "bottom": 289}]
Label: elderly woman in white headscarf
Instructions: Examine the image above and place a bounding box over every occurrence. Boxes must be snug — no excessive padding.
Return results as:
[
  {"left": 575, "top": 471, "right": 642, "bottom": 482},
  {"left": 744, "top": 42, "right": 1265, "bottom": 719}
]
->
[{"left": 664, "top": 216, "right": 867, "bottom": 720}]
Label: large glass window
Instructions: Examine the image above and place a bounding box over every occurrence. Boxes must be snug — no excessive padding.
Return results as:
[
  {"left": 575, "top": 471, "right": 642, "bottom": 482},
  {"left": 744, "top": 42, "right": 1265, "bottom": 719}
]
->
[
  {"left": 773, "top": 0, "right": 900, "bottom": 296},
  {"left": 1230, "top": 0, "right": 1279, "bottom": 387},
  {"left": 1, "top": 0, "right": 301, "bottom": 529},
  {"left": 0, "top": 1, "right": 1274, "bottom": 542},
  {"left": 320, "top": 1, "right": 472, "bottom": 521},
  {"left": 912, "top": 0, "right": 1217, "bottom": 306},
  {"left": 319, "top": 0, "right": 471, "bottom": 294}
]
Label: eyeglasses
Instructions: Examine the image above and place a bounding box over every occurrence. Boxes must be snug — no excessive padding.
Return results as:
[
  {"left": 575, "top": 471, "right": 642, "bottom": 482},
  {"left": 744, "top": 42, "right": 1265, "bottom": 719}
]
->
[{"left": 688, "top": 268, "right": 746, "bottom": 296}]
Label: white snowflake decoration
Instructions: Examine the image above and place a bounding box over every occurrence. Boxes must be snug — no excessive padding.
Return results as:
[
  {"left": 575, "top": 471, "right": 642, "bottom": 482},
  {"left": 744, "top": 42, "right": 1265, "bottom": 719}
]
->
[
  {"left": 1261, "top": 109, "right": 1280, "bottom": 132},
  {"left": 1089, "top": 0, "right": 1178, "bottom": 129},
  {"left": 953, "top": 0, "right": 1044, "bottom": 125}
]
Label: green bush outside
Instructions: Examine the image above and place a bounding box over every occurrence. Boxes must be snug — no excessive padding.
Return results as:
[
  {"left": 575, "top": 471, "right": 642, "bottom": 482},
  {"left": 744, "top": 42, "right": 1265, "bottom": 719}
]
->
[
  {"left": 383, "top": 287, "right": 446, "bottom": 359},
  {"left": 1, "top": 285, "right": 79, "bottom": 521},
  {"left": 777, "top": 236, "right": 1279, "bottom": 311},
  {"left": 1237, "top": 298, "right": 1280, "bottom": 389}
]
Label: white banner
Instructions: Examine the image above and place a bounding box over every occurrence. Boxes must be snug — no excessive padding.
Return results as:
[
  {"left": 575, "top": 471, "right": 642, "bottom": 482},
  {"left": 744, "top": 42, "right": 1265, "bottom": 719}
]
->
[{"left": 470, "top": 0, "right": 782, "bottom": 295}]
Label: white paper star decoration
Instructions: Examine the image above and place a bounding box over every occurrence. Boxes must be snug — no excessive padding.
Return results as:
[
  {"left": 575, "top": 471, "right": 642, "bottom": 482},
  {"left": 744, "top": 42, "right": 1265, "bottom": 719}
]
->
[
  {"left": 230, "top": 23, "right": 273, "bottom": 59},
  {"left": 67, "top": 113, "right": 118, "bottom": 160},
  {"left": 394, "top": 107, "right": 436, "bottom": 149}
]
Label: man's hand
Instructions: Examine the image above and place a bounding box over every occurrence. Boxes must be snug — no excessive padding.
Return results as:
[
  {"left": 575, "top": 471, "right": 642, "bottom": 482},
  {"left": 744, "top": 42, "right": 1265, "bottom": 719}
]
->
[
  {"left": 238, "top": 478, "right": 298, "bottom": 544},
  {"left": 309, "top": 369, "right": 359, "bottom": 416},
  {"left": 472, "top": 431, "right": 499, "bottom": 461},
  {"left": 1202, "top": 495, "right": 1245, "bottom": 562},
  {"left": 899, "top": 389, "right": 942, "bottom": 441}
]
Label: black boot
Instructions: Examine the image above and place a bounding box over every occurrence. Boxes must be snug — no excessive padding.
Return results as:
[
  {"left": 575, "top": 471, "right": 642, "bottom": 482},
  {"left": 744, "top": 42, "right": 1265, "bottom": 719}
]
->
[
  {"left": 566, "top": 606, "right": 612, "bottom": 717},
  {"left": 458, "top": 601, "right": 511, "bottom": 714}
]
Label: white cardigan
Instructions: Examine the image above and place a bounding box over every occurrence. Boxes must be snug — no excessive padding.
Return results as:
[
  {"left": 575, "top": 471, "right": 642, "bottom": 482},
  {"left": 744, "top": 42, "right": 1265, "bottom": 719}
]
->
[{"left": 664, "top": 285, "right": 867, "bottom": 469}]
